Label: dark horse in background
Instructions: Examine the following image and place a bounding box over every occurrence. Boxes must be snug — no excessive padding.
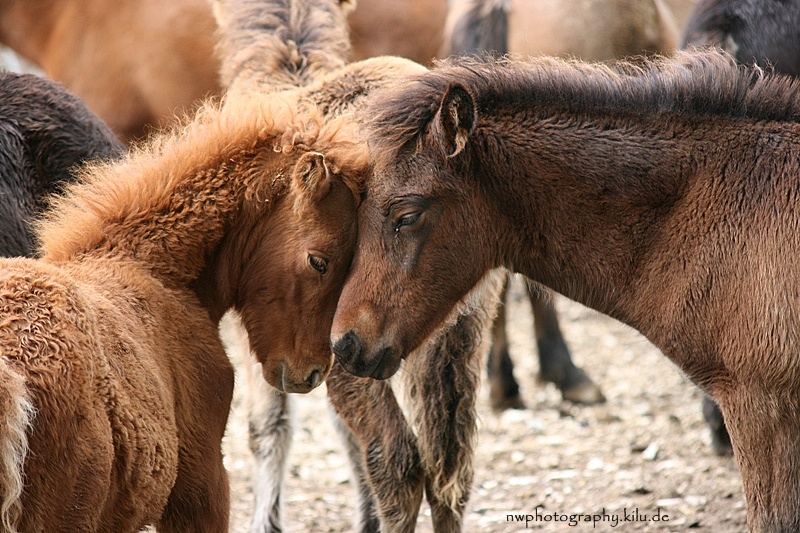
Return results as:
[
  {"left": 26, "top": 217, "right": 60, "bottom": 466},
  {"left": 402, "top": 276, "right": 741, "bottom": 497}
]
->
[
  {"left": 681, "top": 0, "right": 800, "bottom": 456},
  {"left": 682, "top": 0, "right": 800, "bottom": 75},
  {"left": 330, "top": 49, "right": 800, "bottom": 531},
  {"left": 0, "top": 71, "right": 123, "bottom": 257}
]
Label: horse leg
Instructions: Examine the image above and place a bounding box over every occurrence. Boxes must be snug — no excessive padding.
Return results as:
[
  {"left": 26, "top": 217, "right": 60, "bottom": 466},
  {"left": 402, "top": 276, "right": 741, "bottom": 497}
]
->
[
  {"left": 220, "top": 310, "right": 291, "bottom": 532},
  {"left": 159, "top": 453, "right": 230, "bottom": 533},
  {"left": 326, "top": 363, "right": 424, "bottom": 533},
  {"left": 486, "top": 275, "right": 525, "bottom": 409},
  {"left": 157, "top": 368, "right": 233, "bottom": 532},
  {"left": 701, "top": 394, "right": 732, "bottom": 456},
  {"left": 717, "top": 386, "right": 800, "bottom": 531},
  {"left": 242, "top": 352, "right": 292, "bottom": 533},
  {"left": 405, "top": 308, "right": 491, "bottom": 533},
  {"left": 329, "top": 407, "right": 381, "bottom": 532},
  {"left": 529, "top": 284, "right": 605, "bottom": 404}
]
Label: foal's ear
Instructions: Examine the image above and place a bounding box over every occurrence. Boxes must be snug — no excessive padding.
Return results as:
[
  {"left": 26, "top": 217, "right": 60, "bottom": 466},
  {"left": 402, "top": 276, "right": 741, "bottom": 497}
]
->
[
  {"left": 292, "top": 152, "right": 332, "bottom": 205},
  {"left": 435, "top": 84, "right": 475, "bottom": 158}
]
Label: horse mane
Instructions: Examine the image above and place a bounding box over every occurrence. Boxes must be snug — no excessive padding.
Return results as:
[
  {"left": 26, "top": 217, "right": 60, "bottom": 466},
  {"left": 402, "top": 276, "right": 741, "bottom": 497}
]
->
[
  {"left": 364, "top": 49, "right": 800, "bottom": 158},
  {"left": 36, "top": 90, "right": 368, "bottom": 261},
  {"left": 214, "top": 0, "right": 353, "bottom": 92}
]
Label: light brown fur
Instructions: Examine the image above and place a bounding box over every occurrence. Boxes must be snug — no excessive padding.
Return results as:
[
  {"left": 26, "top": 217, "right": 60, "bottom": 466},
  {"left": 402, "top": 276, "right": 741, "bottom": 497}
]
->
[
  {"left": 0, "top": 92, "right": 369, "bottom": 532},
  {"left": 0, "top": 0, "right": 447, "bottom": 143},
  {"left": 443, "top": 0, "right": 679, "bottom": 59}
]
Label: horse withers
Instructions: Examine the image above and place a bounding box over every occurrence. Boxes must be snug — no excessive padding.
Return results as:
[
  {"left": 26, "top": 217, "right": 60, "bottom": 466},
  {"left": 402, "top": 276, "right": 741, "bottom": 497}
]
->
[{"left": 331, "top": 50, "right": 800, "bottom": 531}]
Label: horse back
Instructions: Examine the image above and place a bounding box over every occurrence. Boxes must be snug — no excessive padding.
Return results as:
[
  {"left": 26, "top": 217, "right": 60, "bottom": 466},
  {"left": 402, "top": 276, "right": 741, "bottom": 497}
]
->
[
  {"left": 0, "top": 72, "right": 122, "bottom": 201},
  {"left": 0, "top": 256, "right": 188, "bottom": 530}
]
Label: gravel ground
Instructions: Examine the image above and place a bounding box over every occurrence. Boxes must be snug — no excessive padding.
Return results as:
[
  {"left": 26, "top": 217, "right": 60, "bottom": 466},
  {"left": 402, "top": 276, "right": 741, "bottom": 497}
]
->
[{"left": 223, "top": 276, "right": 746, "bottom": 532}]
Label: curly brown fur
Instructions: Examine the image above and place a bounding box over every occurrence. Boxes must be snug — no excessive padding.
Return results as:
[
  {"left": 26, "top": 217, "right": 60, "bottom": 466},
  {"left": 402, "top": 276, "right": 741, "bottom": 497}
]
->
[{"left": 1, "top": 90, "right": 369, "bottom": 531}]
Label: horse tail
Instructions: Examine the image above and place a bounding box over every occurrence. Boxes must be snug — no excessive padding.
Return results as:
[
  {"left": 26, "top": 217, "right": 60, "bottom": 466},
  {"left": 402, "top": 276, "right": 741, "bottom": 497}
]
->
[
  {"left": 444, "top": 0, "right": 509, "bottom": 58},
  {"left": 214, "top": 0, "right": 353, "bottom": 92},
  {"left": 0, "top": 358, "right": 35, "bottom": 533}
]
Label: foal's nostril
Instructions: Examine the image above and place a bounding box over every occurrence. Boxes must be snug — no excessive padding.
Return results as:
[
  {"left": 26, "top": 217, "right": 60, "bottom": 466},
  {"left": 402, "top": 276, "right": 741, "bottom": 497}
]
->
[
  {"left": 331, "top": 331, "right": 363, "bottom": 364},
  {"left": 306, "top": 369, "right": 323, "bottom": 390}
]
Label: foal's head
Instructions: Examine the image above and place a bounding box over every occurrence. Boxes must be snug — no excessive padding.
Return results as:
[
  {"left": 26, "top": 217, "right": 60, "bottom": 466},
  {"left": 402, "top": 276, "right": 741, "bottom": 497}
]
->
[
  {"left": 200, "top": 97, "right": 367, "bottom": 393},
  {"left": 331, "top": 77, "right": 497, "bottom": 379},
  {"left": 240, "top": 148, "right": 363, "bottom": 392}
]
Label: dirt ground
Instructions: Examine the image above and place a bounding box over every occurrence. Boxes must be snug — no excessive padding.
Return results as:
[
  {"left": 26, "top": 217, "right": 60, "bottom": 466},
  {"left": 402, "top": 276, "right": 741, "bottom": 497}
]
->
[{"left": 222, "top": 276, "right": 746, "bottom": 532}]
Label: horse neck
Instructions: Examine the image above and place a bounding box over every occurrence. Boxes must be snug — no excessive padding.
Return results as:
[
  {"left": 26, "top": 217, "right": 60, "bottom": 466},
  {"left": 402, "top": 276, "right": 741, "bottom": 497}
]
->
[
  {"left": 40, "top": 141, "right": 288, "bottom": 292},
  {"left": 473, "top": 109, "right": 755, "bottom": 332}
]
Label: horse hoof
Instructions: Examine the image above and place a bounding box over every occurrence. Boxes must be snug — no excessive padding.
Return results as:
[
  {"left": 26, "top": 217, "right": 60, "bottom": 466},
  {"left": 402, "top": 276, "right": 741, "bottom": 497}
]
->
[
  {"left": 559, "top": 379, "right": 606, "bottom": 405},
  {"left": 489, "top": 393, "right": 526, "bottom": 411}
]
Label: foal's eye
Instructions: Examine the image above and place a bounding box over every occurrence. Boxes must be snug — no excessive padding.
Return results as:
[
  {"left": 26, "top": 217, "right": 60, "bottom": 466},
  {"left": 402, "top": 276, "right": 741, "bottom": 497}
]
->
[
  {"left": 308, "top": 254, "right": 328, "bottom": 274},
  {"left": 395, "top": 212, "right": 421, "bottom": 232}
]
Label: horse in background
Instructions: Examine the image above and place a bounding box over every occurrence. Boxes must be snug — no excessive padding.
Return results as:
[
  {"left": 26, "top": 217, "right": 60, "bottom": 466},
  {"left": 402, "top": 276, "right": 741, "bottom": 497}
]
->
[
  {"left": 0, "top": 0, "right": 220, "bottom": 143},
  {"left": 443, "top": 0, "right": 681, "bottom": 413},
  {"left": 681, "top": 0, "right": 800, "bottom": 76},
  {"left": 213, "top": 0, "right": 352, "bottom": 92},
  {"left": 331, "top": 49, "right": 800, "bottom": 531},
  {"left": 444, "top": 0, "right": 680, "bottom": 60},
  {"left": 0, "top": 72, "right": 123, "bottom": 258},
  {"left": 0, "top": 0, "right": 447, "bottom": 143},
  {"left": 0, "top": 82, "right": 370, "bottom": 531}
]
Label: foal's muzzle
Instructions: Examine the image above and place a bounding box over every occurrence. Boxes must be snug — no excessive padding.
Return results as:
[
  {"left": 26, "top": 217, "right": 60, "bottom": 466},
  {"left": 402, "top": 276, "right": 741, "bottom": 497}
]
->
[{"left": 278, "top": 362, "right": 326, "bottom": 393}]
